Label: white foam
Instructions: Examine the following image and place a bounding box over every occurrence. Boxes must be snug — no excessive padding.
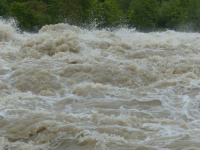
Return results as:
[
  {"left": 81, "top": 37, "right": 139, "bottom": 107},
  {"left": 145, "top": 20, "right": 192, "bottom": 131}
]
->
[{"left": 1, "top": 22, "right": 200, "bottom": 149}]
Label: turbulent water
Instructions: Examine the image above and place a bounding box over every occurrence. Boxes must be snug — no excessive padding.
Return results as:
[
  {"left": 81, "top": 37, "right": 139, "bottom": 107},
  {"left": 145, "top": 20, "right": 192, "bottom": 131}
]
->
[{"left": 1, "top": 19, "right": 200, "bottom": 150}]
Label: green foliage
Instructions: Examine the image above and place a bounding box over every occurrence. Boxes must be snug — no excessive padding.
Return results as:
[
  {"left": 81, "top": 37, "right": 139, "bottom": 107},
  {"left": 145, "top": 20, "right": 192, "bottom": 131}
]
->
[
  {"left": 158, "top": 0, "right": 190, "bottom": 29},
  {"left": 7, "top": 0, "right": 29, "bottom": 4},
  {"left": 79, "top": 0, "right": 97, "bottom": 21},
  {"left": 24, "top": 0, "right": 51, "bottom": 26},
  {"left": 0, "top": 0, "right": 9, "bottom": 17},
  {"left": 188, "top": 0, "right": 200, "bottom": 30},
  {"left": 158, "top": 1, "right": 171, "bottom": 28},
  {"left": 90, "top": 0, "right": 125, "bottom": 28},
  {"left": 127, "top": 0, "right": 159, "bottom": 30},
  {"left": 167, "top": 0, "right": 189, "bottom": 28},
  {"left": 117, "top": 0, "right": 132, "bottom": 13},
  {"left": 48, "top": 0, "right": 63, "bottom": 24},
  {"left": 61, "top": 0, "right": 83, "bottom": 25},
  {"left": 10, "top": 2, "right": 35, "bottom": 30},
  {"left": 1, "top": 0, "right": 200, "bottom": 31},
  {"left": 79, "top": 0, "right": 95, "bottom": 13},
  {"left": 10, "top": 1, "right": 51, "bottom": 31}
]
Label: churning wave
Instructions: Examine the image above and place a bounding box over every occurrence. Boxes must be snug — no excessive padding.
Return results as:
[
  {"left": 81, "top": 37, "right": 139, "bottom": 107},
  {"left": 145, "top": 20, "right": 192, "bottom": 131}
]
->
[{"left": 1, "top": 19, "right": 200, "bottom": 150}]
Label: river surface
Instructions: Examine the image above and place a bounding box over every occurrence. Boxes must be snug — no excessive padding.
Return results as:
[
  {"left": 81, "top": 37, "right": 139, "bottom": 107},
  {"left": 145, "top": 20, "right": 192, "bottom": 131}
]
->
[{"left": 1, "top": 19, "right": 200, "bottom": 150}]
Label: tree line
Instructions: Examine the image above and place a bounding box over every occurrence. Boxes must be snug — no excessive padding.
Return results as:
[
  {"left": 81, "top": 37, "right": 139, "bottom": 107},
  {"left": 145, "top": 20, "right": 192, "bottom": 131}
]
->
[{"left": 0, "top": 0, "right": 200, "bottom": 32}]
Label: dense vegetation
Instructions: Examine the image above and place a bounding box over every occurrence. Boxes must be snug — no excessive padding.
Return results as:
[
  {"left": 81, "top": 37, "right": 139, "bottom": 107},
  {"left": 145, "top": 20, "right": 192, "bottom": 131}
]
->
[{"left": 0, "top": 0, "right": 200, "bottom": 31}]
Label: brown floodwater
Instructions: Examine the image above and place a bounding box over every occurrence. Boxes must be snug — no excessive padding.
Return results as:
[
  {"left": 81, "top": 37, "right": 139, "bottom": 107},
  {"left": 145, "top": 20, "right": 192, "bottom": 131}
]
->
[{"left": 1, "top": 19, "right": 200, "bottom": 150}]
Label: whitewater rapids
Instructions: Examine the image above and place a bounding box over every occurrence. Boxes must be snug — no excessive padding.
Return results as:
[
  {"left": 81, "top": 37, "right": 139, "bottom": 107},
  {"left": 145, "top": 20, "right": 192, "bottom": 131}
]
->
[{"left": 1, "top": 19, "right": 200, "bottom": 150}]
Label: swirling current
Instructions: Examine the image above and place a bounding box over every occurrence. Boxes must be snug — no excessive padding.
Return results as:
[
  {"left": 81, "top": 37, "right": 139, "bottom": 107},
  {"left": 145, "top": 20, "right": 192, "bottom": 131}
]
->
[{"left": 1, "top": 19, "right": 200, "bottom": 150}]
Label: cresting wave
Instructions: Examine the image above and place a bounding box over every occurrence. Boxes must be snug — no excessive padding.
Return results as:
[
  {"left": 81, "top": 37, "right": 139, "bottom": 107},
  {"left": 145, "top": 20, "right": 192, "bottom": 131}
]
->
[{"left": 1, "top": 19, "right": 200, "bottom": 150}]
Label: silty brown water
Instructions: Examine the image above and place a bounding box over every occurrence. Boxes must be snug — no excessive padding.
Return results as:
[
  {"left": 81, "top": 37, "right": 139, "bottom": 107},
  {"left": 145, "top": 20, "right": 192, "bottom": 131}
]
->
[{"left": 1, "top": 19, "right": 200, "bottom": 150}]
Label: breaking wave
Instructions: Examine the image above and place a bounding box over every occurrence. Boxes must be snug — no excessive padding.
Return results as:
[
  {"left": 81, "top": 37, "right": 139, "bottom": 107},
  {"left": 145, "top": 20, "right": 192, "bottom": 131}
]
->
[{"left": 1, "top": 19, "right": 200, "bottom": 150}]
